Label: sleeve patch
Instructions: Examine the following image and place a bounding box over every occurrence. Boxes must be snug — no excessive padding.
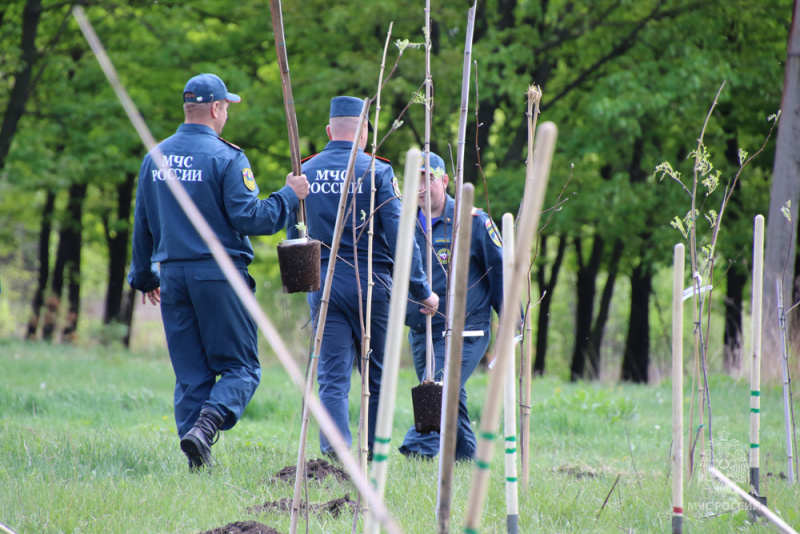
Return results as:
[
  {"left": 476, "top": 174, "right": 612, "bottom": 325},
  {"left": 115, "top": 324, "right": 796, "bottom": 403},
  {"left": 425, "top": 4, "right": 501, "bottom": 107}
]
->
[
  {"left": 242, "top": 168, "right": 256, "bottom": 191},
  {"left": 392, "top": 177, "right": 402, "bottom": 198},
  {"left": 485, "top": 218, "right": 502, "bottom": 247}
]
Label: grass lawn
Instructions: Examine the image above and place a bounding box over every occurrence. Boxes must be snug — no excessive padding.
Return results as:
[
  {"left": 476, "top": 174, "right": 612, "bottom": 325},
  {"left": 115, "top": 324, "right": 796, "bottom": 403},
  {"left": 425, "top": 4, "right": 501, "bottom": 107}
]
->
[{"left": 0, "top": 338, "right": 798, "bottom": 533}]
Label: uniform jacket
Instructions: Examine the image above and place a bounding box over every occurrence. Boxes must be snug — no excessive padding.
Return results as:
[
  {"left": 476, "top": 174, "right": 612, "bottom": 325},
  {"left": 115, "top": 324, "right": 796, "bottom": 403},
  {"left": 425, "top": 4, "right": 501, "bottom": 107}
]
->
[
  {"left": 406, "top": 194, "right": 504, "bottom": 333},
  {"left": 288, "top": 140, "right": 430, "bottom": 302},
  {"left": 128, "top": 123, "right": 299, "bottom": 292}
]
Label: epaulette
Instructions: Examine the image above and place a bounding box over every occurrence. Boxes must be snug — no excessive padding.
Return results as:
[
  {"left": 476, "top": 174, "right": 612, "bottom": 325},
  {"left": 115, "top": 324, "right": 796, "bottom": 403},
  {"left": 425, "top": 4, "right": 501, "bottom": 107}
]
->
[
  {"left": 364, "top": 152, "right": 391, "bottom": 164},
  {"left": 301, "top": 153, "right": 319, "bottom": 163},
  {"left": 471, "top": 206, "right": 482, "bottom": 216},
  {"left": 218, "top": 136, "right": 243, "bottom": 152}
]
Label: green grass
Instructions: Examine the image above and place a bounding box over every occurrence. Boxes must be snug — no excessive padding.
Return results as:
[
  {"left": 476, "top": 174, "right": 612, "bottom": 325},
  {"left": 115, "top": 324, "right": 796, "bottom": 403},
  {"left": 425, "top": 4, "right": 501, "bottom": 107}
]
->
[{"left": 1, "top": 338, "right": 798, "bottom": 533}]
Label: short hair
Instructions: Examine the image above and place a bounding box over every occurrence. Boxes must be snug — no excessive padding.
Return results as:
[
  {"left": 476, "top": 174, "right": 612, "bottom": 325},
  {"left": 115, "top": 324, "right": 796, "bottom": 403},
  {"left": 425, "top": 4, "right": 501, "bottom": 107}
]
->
[
  {"left": 329, "top": 116, "right": 365, "bottom": 138},
  {"left": 183, "top": 94, "right": 221, "bottom": 119}
]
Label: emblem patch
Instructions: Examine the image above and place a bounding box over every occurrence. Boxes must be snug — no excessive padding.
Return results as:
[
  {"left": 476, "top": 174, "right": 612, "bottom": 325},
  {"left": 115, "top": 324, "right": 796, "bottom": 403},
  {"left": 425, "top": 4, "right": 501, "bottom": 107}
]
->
[
  {"left": 242, "top": 168, "right": 256, "bottom": 191},
  {"left": 437, "top": 247, "right": 450, "bottom": 265},
  {"left": 391, "top": 177, "right": 402, "bottom": 199},
  {"left": 485, "top": 218, "right": 502, "bottom": 247}
]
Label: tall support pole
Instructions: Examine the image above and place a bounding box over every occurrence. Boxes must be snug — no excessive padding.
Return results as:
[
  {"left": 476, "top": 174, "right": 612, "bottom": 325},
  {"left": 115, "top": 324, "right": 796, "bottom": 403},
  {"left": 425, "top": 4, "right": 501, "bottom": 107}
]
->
[
  {"left": 672, "top": 244, "right": 685, "bottom": 534},
  {"left": 423, "top": 0, "right": 435, "bottom": 383},
  {"left": 750, "top": 214, "right": 765, "bottom": 496},
  {"left": 463, "top": 122, "right": 557, "bottom": 534},
  {"left": 502, "top": 213, "right": 519, "bottom": 534},
  {"left": 777, "top": 279, "right": 796, "bottom": 485},
  {"left": 71, "top": 9, "right": 399, "bottom": 531},
  {"left": 290, "top": 102, "right": 371, "bottom": 534},
  {"left": 436, "top": 184, "right": 475, "bottom": 534},
  {"left": 366, "top": 149, "right": 423, "bottom": 534}
]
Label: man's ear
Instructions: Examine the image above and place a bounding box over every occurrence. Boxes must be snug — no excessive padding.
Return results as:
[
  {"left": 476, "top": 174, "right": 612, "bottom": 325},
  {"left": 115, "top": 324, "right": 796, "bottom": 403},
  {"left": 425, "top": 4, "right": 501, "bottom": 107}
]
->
[{"left": 210, "top": 101, "right": 221, "bottom": 118}]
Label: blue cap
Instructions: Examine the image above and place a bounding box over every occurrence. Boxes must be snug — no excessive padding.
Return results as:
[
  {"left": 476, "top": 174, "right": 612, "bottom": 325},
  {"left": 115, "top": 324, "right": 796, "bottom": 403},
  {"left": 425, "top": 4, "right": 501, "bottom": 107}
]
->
[
  {"left": 183, "top": 73, "right": 241, "bottom": 103},
  {"left": 420, "top": 151, "right": 446, "bottom": 173},
  {"left": 330, "top": 96, "right": 372, "bottom": 131}
]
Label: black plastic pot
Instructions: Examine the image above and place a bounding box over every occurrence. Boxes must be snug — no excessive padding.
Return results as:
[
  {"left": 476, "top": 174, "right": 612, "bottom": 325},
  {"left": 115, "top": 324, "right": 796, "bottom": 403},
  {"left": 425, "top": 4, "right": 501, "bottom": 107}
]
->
[
  {"left": 411, "top": 380, "right": 443, "bottom": 434},
  {"left": 276, "top": 238, "right": 321, "bottom": 293}
]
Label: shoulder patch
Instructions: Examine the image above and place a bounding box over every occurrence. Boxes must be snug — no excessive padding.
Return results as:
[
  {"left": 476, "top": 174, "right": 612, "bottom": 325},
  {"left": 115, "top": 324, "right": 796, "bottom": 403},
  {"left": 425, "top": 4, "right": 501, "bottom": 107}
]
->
[
  {"left": 242, "top": 168, "right": 256, "bottom": 191},
  {"left": 218, "top": 137, "right": 243, "bottom": 151},
  {"left": 365, "top": 152, "right": 391, "bottom": 164},
  {"left": 485, "top": 218, "right": 502, "bottom": 247},
  {"left": 391, "top": 177, "right": 402, "bottom": 198},
  {"left": 301, "top": 153, "right": 319, "bottom": 163},
  {"left": 471, "top": 206, "right": 481, "bottom": 216}
]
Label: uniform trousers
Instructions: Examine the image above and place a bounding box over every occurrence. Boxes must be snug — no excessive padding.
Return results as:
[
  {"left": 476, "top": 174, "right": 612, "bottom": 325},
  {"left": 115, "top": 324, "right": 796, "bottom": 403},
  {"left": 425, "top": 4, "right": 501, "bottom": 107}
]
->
[
  {"left": 308, "top": 267, "right": 391, "bottom": 454},
  {"left": 399, "top": 322, "right": 490, "bottom": 460},
  {"left": 159, "top": 259, "right": 260, "bottom": 438}
]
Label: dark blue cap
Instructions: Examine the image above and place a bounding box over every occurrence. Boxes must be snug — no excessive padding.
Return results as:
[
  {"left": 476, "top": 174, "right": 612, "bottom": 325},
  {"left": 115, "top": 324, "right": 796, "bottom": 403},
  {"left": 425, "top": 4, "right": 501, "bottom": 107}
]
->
[
  {"left": 183, "top": 73, "right": 241, "bottom": 103},
  {"left": 330, "top": 96, "right": 372, "bottom": 131},
  {"left": 420, "top": 151, "right": 446, "bottom": 173}
]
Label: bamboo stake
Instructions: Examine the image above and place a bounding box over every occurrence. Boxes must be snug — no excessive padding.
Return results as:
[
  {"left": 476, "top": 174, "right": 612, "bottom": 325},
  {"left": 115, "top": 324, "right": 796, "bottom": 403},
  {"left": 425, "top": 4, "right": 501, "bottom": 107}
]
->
[
  {"left": 672, "top": 244, "right": 685, "bottom": 534},
  {"left": 290, "top": 101, "right": 371, "bottom": 534},
  {"left": 444, "top": 0, "right": 476, "bottom": 365},
  {"left": 356, "top": 24, "right": 395, "bottom": 518},
  {"left": 436, "top": 184, "right": 475, "bottom": 534},
  {"left": 423, "top": 0, "right": 435, "bottom": 383},
  {"left": 750, "top": 214, "right": 765, "bottom": 497},
  {"left": 709, "top": 468, "right": 799, "bottom": 534},
  {"left": 269, "top": 0, "right": 306, "bottom": 237},
  {"left": 365, "top": 148, "right": 423, "bottom": 534},
  {"left": 463, "top": 122, "right": 557, "bottom": 533},
  {"left": 0, "top": 522, "right": 19, "bottom": 534},
  {"left": 519, "top": 84, "right": 542, "bottom": 494},
  {"left": 502, "top": 213, "right": 520, "bottom": 534},
  {"left": 71, "top": 9, "right": 399, "bottom": 532},
  {"left": 777, "top": 279, "right": 796, "bottom": 485}
]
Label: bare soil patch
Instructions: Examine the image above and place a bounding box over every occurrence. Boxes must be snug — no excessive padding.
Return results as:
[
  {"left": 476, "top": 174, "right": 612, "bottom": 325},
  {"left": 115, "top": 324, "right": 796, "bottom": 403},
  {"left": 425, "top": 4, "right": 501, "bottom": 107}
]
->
[
  {"left": 250, "top": 494, "right": 356, "bottom": 519},
  {"left": 197, "top": 520, "right": 283, "bottom": 534},
  {"left": 271, "top": 458, "right": 350, "bottom": 484}
]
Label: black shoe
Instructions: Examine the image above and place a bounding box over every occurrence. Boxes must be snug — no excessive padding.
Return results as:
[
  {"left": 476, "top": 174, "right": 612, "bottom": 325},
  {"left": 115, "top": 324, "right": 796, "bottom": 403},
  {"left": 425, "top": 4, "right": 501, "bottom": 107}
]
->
[{"left": 180, "top": 408, "right": 223, "bottom": 471}]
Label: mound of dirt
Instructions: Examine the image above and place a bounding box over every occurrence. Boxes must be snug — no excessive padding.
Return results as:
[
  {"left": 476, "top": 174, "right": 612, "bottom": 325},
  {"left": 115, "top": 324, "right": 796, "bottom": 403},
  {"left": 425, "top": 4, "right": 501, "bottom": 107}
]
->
[
  {"left": 197, "top": 520, "right": 283, "bottom": 534},
  {"left": 271, "top": 458, "right": 350, "bottom": 483},
  {"left": 251, "top": 494, "right": 356, "bottom": 519}
]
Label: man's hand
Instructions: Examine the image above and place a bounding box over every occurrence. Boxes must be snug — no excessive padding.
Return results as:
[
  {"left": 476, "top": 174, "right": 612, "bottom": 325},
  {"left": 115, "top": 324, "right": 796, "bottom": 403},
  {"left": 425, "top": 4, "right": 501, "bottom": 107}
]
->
[
  {"left": 286, "top": 172, "right": 310, "bottom": 200},
  {"left": 142, "top": 288, "right": 161, "bottom": 306},
  {"left": 420, "top": 292, "right": 439, "bottom": 315}
]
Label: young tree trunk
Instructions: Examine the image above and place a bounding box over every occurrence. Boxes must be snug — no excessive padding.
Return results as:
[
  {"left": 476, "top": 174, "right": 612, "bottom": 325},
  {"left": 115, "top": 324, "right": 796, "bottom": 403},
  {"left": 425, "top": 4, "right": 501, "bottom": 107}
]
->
[
  {"left": 103, "top": 172, "right": 135, "bottom": 328},
  {"left": 570, "top": 234, "right": 604, "bottom": 381},
  {"left": 621, "top": 263, "right": 652, "bottom": 383},
  {"left": 26, "top": 190, "right": 56, "bottom": 340},
  {"left": 534, "top": 234, "right": 566, "bottom": 375},
  {"left": 61, "top": 183, "right": 88, "bottom": 343},
  {"left": 723, "top": 263, "right": 746, "bottom": 373}
]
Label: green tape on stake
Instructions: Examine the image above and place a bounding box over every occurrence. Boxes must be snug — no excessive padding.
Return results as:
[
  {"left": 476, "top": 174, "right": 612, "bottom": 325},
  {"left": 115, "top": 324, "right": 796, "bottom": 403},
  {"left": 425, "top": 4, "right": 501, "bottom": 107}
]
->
[
  {"left": 506, "top": 477, "right": 517, "bottom": 483},
  {"left": 374, "top": 436, "right": 391, "bottom": 444},
  {"left": 505, "top": 448, "right": 516, "bottom": 454},
  {"left": 373, "top": 454, "right": 389, "bottom": 462},
  {"left": 310, "top": 354, "right": 319, "bottom": 359},
  {"left": 480, "top": 431, "right": 496, "bottom": 441},
  {"left": 505, "top": 435, "right": 517, "bottom": 442},
  {"left": 476, "top": 460, "right": 491, "bottom": 469},
  {"left": 751, "top": 408, "right": 760, "bottom": 413},
  {"left": 751, "top": 390, "right": 760, "bottom": 396},
  {"left": 750, "top": 444, "right": 760, "bottom": 449},
  {"left": 463, "top": 528, "right": 479, "bottom": 534}
]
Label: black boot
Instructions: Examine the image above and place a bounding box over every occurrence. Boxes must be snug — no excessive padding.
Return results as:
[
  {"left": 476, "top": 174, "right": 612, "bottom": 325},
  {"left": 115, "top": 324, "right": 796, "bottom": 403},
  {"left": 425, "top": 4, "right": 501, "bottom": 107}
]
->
[{"left": 180, "top": 407, "right": 223, "bottom": 471}]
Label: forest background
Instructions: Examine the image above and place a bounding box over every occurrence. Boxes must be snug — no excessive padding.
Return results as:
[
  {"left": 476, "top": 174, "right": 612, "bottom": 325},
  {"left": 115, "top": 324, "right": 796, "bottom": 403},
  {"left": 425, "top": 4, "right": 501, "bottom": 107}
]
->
[{"left": 0, "top": 0, "right": 798, "bottom": 384}]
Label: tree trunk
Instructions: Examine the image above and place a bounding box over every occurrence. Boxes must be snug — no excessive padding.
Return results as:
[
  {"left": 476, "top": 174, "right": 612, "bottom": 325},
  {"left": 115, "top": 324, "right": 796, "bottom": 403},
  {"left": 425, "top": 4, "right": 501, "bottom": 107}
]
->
[
  {"left": 621, "top": 263, "right": 652, "bottom": 383},
  {"left": 723, "top": 264, "right": 746, "bottom": 373},
  {"left": 61, "top": 183, "right": 87, "bottom": 343},
  {"left": 588, "top": 239, "right": 624, "bottom": 365},
  {"left": 763, "top": 0, "right": 800, "bottom": 367},
  {"left": 26, "top": 190, "right": 56, "bottom": 340},
  {"left": 104, "top": 172, "right": 135, "bottom": 327},
  {"left": 570, "top": 234, "right": 604, "bottom": 381},
  {"left": 0, "top": 0, "right": 41, "bottom": 171},
  {"left": 534, "top": 234, "right": 566, "bottom": 375}
]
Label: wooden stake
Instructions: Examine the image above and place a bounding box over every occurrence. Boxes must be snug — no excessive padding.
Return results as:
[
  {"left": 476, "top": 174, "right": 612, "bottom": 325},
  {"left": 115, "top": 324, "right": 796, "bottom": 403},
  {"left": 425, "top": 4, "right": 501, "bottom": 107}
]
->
[
  {"left": 750, "top": 214, "right": 765, "bottom": 496},
  {"left": 672, "top": 244, "right": 685, "bottom": 534},
  {"left": 71, "top": 9, "right": 398, "bottom": 531},
  {"left": 290, "top": 101, "right": 371, "bottom": 534},
  {"left": 436, "top": 184, "right": 475, "bottom": 534},
  {"left": 365, "top": 148, "right": 424, "bottom": 534},
  {"left": 502, "top": 213, "right": 520, "bottom": 533},
  {"left": 463, "top": 122, "right": 557, "bottom": 533},
  {"left": 709, "top": 468, "right": 799, "bottom": 534},
  {"left": 423, "top": 0, "right": 435, "bottom": 383}
]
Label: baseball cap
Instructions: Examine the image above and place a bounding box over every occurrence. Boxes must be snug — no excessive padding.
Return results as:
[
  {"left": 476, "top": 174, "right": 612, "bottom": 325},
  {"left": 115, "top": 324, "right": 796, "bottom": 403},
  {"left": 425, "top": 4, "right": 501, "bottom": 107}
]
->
[
  {"left": 420, "top": 151, "right": 446, "bottom": 174},
  {"left": 330, "top": 96, "right": 373, "bottom": 131},
  {"left": 183, "top": 73, "right": 241, "bottom": 103}
]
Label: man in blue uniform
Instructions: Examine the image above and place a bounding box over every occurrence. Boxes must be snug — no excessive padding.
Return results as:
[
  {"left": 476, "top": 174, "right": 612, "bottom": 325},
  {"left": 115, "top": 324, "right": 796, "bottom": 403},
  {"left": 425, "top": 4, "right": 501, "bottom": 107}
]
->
[
  {"left": 128, "top": 73, "right": 309, "bottom": 470},
  {"left": 289, "top": 96, "right": 438, "bottom": 458},
  {"left": 399, "top": 151, "right": 504, "bottom": 461}
]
